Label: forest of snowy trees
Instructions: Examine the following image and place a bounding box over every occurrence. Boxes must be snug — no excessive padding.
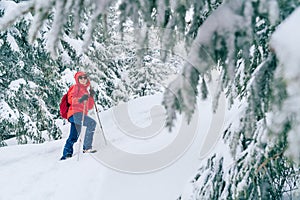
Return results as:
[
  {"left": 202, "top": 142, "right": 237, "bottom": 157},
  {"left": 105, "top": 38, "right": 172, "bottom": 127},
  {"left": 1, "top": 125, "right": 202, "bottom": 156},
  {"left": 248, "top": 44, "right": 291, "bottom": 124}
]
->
[
  {"left": 0, "top": 1, "right": 179, "bottom": 145},
  {"left": 0, "top": 0, "right": 300, "bottom": 199}
]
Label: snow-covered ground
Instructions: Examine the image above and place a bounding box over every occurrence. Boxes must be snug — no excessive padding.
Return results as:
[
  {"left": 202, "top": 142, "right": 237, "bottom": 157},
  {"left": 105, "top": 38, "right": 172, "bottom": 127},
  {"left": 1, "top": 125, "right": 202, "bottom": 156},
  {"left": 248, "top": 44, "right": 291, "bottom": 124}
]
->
[{"left": 0, "top": 91, "right": 227, "bottom": 200}]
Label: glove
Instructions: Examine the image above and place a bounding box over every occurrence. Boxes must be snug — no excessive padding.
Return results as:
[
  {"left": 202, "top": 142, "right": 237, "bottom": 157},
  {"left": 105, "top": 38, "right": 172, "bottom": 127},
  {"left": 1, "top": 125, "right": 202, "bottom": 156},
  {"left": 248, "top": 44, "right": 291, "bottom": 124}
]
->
[
  {"left": 89, "top": 88, "right": 96, "bottom": 97},
  {"left": 78, "top": 94, "right": 89, "bottom": 103}
]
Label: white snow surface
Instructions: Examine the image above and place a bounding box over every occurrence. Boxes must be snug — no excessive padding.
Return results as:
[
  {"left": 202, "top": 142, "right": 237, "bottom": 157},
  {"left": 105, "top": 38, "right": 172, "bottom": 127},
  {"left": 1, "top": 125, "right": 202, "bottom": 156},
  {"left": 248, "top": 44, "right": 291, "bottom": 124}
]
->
[{"left": 0, "top": 92, "right": 226, "bottom": 200}]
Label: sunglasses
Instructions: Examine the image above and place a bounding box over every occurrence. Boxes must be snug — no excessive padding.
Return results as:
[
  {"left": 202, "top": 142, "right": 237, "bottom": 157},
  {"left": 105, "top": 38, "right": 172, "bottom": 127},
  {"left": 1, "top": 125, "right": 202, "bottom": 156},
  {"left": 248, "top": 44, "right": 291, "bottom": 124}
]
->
[{"left": 79, "top": 76, "right": 88, "bottom": 80}]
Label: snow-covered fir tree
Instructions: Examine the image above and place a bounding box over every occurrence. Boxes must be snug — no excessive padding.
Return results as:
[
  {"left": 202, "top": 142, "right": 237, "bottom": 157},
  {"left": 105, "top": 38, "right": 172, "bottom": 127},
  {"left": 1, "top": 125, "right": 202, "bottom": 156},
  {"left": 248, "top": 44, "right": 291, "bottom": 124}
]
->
[
  {"left": 0, "top": 0, "right": 299, "bottom": 199},
  {"left": 128, "top": 50, "right": 179, "bottom": 98},
  {"left": 0, "top": 14, "right": 63, "bottom": 145}
]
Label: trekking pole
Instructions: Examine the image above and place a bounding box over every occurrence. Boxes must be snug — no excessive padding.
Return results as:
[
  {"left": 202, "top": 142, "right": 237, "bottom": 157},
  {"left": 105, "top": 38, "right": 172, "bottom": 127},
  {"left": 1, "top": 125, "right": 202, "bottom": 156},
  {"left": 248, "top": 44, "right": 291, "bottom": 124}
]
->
[
  {"left": 90, "top": 86, "right": 107, "bottom": 145},
  {"left": 94, "top": 102, "right": 107, "bottom": 145},
  {"left": 77, "top": 101, "right": 87, "bottom": 161}
]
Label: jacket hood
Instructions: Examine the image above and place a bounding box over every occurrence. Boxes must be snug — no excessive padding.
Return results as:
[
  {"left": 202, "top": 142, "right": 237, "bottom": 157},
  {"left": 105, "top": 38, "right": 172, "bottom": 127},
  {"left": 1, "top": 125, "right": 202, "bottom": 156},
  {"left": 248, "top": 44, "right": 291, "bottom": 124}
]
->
[{"left": 74, "top": 71, "right": 90, "bottom": 86}]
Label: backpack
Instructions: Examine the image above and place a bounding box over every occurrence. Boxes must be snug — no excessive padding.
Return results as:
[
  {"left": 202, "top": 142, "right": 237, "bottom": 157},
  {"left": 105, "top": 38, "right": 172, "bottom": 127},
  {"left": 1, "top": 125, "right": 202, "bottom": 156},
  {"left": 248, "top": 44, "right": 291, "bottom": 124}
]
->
[
  {"left": 59, "top": 86, "right": 74, "bottom": 119},
  {"left": 59, "top": 93, "right": 70, "bottom": 119}
]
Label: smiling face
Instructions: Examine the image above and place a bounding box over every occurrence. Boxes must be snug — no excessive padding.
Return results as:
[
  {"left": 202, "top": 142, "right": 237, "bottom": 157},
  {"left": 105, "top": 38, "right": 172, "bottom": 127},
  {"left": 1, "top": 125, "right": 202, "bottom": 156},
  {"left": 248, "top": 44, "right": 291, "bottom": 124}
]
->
[{"left": 78, "top": 75, "right": 88, "bottom": 85}]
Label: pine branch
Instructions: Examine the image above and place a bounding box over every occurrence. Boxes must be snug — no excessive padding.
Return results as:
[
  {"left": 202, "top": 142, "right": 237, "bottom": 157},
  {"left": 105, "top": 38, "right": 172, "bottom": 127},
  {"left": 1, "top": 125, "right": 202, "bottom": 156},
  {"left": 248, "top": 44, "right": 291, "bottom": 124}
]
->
[{"left": 256, "top": 149, "right": 286, "bottom": 174}]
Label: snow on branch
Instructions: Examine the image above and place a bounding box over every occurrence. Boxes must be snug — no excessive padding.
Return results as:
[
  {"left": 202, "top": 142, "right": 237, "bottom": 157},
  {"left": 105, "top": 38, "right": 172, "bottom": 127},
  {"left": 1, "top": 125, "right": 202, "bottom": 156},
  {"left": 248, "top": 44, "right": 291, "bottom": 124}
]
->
[
  {"left": 0, "top": 0, "right": 114, "bottom": 57},
  {"left": 28, "top": 1, "right": 55, "bottom": 44},
  {"left": 0, "top": 1, "right": 34, "bottom": 30},
  {"left": 270, "top": 7, "right": 300, "bottom": 163}
]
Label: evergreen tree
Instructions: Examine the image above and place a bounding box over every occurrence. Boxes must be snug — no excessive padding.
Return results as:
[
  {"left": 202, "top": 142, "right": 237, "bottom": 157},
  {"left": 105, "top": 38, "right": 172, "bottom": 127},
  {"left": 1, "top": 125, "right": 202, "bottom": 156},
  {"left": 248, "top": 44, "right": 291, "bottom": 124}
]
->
[
  {"left": 178, "top": 1, "right": 300, "bottom": 199},
  {"left": 0, "top": 8, "right": 65, "bottom": 145},
  {"left": 128, "top": 50, "right": 180, "bottom": 97}
]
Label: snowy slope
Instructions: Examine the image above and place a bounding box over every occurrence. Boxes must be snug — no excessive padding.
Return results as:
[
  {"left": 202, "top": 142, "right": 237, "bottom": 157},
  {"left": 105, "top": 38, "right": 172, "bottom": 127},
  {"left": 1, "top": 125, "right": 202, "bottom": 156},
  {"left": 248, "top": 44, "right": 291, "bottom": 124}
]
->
[{"left": 0, "top": 91, "right": 226, "bottom": 200}]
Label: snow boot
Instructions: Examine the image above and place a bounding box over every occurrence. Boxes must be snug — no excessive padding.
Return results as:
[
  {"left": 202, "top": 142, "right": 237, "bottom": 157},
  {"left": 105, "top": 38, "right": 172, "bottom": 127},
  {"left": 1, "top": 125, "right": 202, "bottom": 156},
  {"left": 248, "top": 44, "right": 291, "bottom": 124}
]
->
[
  {"left": 83, "top": 149, "right": 97, "bottom": 153},
  {"left": 60, "top": 154, "right": 72, "bottom": 160}
]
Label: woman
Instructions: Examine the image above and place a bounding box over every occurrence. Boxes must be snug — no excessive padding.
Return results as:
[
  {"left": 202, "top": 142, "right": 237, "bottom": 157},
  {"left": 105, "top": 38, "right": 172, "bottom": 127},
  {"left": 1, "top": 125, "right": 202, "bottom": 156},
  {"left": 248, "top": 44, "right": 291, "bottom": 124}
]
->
[{"left": 60, "top": 71, "right": 97, "bottom": 160}]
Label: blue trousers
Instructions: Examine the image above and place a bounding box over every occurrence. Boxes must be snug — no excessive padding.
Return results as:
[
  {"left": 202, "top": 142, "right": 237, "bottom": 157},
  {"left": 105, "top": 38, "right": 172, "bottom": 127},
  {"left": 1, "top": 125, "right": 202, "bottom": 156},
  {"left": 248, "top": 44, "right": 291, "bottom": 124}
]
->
[{"left": 62, "top": 113, "right": 96, "bottom": 157}]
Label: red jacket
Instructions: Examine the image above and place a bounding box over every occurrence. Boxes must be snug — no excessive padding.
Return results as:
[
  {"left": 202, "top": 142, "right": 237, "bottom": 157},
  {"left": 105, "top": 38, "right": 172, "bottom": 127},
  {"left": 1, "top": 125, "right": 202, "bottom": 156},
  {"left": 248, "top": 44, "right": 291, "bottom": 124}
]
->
[{"left": 67, "top": 71, "right": 95, "bottom": 119}]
